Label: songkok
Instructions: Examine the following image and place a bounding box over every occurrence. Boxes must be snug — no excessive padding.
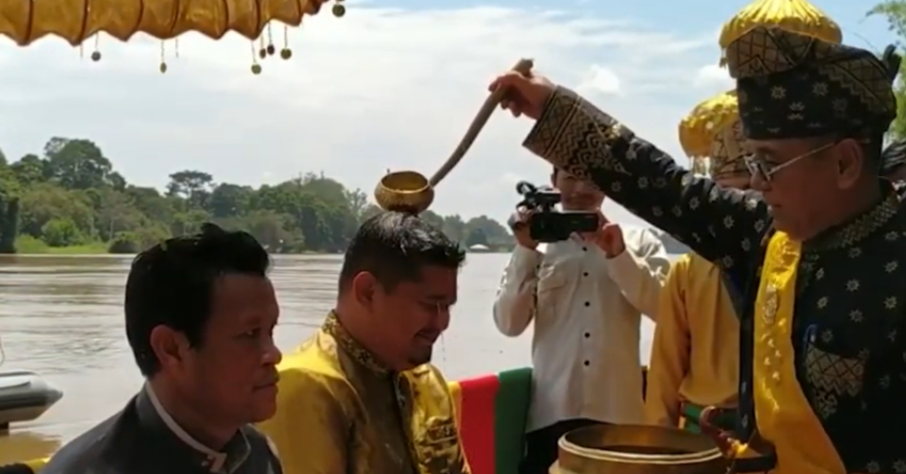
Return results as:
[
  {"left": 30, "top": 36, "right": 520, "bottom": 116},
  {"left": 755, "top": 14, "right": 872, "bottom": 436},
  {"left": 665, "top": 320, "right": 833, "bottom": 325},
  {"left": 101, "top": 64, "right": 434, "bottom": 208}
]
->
[
  {"left": 719, "top": 0, "right": 842, "bottom": 65},
  {"left": 881, "top": 139, "right": 906, "bottom": 176},
  {"left": 725, "top": 28, "right": 901, "bottom": 140},
  {"left": 679, "top": 91, "right": 749, "bottom": 180}
]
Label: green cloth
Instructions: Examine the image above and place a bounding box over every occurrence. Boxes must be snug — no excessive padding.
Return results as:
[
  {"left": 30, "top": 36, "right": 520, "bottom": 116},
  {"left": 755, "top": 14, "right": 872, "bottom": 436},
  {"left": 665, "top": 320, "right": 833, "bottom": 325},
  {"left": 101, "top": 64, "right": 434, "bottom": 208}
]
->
[{"left": 494, "top": 367, "right": 533, "bottom": 474}]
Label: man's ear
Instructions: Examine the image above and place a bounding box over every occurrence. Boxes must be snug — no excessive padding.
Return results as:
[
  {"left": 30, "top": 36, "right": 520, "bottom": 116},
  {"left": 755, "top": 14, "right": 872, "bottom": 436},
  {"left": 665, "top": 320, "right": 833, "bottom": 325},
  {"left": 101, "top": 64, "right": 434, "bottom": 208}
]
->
[
  {"left": 351, "top": 271, "right": 377, "bottom": 308},
  {"left": 835, "top": 138, "right": 864, "bottom": 190},
  {"left": 149, "top": 325, "right": 190, "bottom": 373}
]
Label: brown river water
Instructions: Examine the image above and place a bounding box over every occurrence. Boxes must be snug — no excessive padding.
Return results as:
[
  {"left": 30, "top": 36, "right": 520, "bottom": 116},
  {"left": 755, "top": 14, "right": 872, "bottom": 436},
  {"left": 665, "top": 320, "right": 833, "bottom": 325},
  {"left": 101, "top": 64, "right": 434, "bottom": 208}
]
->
[{"left": 0, "top": 254, "right": 657, "bottom": 463}]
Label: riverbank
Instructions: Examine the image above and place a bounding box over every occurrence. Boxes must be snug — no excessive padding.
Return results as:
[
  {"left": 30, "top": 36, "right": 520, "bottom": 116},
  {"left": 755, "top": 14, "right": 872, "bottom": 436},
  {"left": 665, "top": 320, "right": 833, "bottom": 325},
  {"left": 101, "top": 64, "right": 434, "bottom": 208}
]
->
[
  {"left": 9, "top": 236, "right": 512, "bottom": 255},
  {"left": 14, "top": 236, "right": 109, "bottom": 255}
]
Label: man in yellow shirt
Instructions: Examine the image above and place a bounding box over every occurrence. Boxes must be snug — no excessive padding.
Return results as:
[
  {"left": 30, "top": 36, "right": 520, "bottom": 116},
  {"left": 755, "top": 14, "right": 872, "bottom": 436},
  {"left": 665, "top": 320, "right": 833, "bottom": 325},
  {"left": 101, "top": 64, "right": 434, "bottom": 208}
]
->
[
  {"left": 258, "top": 211, "right": 470, "bottom": 474},
  {"left": 645, "top": 91, "right": 748, "bottom": 433}
]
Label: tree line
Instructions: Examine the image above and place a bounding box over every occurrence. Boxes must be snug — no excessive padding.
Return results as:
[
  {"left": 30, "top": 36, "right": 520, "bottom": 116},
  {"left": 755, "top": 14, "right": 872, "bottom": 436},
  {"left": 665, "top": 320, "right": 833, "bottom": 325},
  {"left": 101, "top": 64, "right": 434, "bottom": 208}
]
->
[
  {"left": 0, "top": 137, "right": 515, "bottom": 254},
  {"left": 871, "top": 2, "right": 906, "bottom": 139}
]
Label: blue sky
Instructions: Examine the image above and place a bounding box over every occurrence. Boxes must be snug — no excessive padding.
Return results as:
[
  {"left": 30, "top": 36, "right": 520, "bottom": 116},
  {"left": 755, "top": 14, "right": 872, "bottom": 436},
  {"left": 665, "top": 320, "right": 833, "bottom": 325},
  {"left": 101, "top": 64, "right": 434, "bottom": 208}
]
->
[{"left": 0, "top": 0, "right": 894, "bottom": 227}]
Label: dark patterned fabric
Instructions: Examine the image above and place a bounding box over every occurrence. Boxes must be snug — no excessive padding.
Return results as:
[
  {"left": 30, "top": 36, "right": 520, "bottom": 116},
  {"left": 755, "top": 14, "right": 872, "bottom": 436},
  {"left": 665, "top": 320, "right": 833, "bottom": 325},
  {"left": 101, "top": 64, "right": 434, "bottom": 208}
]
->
[
  {"left": 724, "top": 27, "right": 899, "bottom": 139},
  {"left": 40, "top": 388, "right": 282, "bottom": 474},
  {"left": 881, "top": 139, "right": 906, "bottom": 176},
  {"left": 521, "top": 86, "right": 906, "bottom": 474}
]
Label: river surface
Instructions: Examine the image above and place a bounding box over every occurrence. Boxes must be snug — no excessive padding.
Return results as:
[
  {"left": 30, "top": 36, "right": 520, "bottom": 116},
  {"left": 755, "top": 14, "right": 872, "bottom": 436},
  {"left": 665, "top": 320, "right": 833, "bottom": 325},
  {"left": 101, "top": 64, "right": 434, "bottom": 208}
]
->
[{"left": 0, "top": 253, "right": 658, "bottom": 463}]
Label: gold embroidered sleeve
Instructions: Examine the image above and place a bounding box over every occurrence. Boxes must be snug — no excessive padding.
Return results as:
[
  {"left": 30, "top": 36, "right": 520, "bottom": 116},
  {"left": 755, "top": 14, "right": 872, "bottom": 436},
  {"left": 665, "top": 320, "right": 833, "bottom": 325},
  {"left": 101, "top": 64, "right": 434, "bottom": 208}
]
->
[{"left": 522, "top": 86, "right": 770, "bottom": 277}]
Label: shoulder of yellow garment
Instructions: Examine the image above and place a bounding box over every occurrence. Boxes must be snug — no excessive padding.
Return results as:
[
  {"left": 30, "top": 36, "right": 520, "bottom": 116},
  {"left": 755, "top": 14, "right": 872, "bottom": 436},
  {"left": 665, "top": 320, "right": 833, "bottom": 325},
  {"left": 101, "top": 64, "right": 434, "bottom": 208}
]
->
[
  {"left": 409, "top": 363, "right": 448, "bottom": 381},
  {"left": 268, "top": 339, "right": 358, "bottom": 419},
  {"left": 686, "top": 252, "right": 717, "bottom": 272},
  {"left": 670, "top": 252, "right": 694, "bottom": 273}
]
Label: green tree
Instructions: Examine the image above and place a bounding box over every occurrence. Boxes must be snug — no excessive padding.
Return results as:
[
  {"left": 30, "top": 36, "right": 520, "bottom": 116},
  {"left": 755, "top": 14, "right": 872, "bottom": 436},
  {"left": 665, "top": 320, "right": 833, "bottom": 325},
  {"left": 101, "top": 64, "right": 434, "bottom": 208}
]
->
[
  {"left": 42, "top": 217, "right": 84, "bottom": 247},
  {"left": 167, "top": 170, "right": 214, "bottom": 208},
  {"left": 44, "top": 138, "right": 114, "bottom": 190},
  {"left": 868, "top": 1, "right": 906, "bottom": 139}
]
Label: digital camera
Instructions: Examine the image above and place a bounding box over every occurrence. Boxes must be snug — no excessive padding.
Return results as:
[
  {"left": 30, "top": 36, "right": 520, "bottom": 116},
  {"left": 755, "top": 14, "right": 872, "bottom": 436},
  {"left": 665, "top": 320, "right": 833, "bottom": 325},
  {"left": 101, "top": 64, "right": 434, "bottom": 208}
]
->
[{"left": 507, "top": 181, "right": 599, "bottom": 243}]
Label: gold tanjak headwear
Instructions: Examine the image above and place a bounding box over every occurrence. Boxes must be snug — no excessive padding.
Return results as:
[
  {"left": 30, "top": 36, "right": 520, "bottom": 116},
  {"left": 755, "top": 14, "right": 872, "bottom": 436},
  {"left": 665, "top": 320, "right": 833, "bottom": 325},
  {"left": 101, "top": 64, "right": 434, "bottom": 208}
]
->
[
  {"left": 679, "top": 91, "right": 748, "bottom": 180},
  {"left": 718, "top": 0, "right": 842, "bottom": 65}
]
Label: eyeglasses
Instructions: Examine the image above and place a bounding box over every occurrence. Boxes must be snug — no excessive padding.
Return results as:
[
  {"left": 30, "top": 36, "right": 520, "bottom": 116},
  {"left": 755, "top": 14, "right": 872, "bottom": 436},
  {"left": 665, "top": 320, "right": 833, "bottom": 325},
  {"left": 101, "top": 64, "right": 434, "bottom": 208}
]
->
[{"left": 743, "top": 141, "right": 837, "bottom": 182}]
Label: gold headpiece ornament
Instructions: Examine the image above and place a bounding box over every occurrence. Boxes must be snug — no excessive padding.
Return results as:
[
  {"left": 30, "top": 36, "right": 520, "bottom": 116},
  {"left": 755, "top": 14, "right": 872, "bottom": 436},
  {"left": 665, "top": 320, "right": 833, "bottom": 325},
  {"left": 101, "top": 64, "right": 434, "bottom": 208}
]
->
[
  {"left": 0, "top": 0, "right": 347, "bottom": 74},
  {"left": 374, "top": 59, "right": 535, "bottom": 214},
  {"left": 678, "top": 90, "right": 748, "bottom": 179},
  {"left": 718, "top": 0, "right": 842, "bottom": 65}
]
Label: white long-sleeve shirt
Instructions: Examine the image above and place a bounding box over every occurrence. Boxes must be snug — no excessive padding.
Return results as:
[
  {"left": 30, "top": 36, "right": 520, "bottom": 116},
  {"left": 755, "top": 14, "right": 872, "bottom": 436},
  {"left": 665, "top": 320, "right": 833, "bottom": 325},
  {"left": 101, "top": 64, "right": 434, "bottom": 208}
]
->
[{"left": 492, "top": 226, "right": 669, "bottom": 432}]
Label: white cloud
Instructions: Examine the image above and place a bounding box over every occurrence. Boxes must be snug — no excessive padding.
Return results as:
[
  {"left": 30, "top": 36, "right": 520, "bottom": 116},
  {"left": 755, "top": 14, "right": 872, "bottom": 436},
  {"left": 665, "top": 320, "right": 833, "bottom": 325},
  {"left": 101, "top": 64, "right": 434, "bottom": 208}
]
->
[
  {"left": 694, "top": 63, "right": 734, "bottom": 90},
  {"left": 576, "top": 65, "right": 622, "bottom": 96},
  {"left": 0, "top": 3, "right": 721, "bottom": 225}
]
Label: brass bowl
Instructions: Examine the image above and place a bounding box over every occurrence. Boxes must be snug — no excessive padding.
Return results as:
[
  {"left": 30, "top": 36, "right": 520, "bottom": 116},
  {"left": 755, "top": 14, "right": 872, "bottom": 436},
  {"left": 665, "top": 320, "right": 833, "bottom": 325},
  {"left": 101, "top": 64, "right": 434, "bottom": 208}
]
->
[
  {"left": 374, "top": 171, "right": 435, "bottom": 214},
  {"left": 552, "top": 424, "right": 727, "bottom": 474}
]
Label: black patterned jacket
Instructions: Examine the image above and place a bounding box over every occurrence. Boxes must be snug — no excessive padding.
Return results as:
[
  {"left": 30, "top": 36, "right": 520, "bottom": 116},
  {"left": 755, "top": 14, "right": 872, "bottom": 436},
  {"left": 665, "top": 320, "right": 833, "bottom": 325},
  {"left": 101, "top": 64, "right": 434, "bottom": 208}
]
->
[{"left": 522, "top": 86, "right": 906, "bottom": 474}]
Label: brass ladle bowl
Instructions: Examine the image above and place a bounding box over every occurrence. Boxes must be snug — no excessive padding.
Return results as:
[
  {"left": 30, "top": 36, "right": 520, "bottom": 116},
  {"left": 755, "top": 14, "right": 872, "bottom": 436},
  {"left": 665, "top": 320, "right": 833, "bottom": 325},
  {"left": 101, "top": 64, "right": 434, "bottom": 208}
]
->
[{"left": 374, "top": 58, "right": 535, "bottom": 214}]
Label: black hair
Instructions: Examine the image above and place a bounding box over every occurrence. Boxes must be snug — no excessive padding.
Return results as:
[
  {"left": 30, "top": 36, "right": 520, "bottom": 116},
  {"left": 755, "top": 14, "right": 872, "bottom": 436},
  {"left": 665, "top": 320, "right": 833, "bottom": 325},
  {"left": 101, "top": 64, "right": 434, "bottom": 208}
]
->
[
  {"left": 338, "top": 211, "right": 466, "bottom": 292},
  {"left": 125, "top": 223, "right": 271, "bottom": 377}
]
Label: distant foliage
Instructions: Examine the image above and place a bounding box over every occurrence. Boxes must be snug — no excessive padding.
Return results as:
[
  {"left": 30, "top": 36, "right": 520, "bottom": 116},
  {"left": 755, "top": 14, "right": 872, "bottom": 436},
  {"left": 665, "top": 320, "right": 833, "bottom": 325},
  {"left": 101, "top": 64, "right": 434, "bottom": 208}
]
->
[
  {"left": 0, "top": 137, "right": 515, "bottom": 254},
  {"left": 868, "top": 1, "right": 906, "bottom": 140}
]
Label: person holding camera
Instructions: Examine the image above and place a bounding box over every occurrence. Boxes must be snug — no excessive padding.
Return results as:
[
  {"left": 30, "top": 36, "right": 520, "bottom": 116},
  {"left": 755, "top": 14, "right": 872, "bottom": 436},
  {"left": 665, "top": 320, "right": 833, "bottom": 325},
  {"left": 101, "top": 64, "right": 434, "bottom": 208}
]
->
[{"left": 493, "top": 167, "right": 669, "bottom": 474}]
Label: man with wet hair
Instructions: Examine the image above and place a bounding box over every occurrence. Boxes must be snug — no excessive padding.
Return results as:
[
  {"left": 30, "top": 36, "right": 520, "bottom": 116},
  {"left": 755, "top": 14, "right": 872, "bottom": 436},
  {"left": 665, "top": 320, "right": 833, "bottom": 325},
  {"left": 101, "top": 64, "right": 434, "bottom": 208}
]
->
[
  {"left": 259, "top": 211, "right": 470, "bottom": 474},
  {"left": 42, "top": 223, "right": 283, "bottom": 474},
  {"left": 488, "top": 23, "right": 906, "bottom": 474}
]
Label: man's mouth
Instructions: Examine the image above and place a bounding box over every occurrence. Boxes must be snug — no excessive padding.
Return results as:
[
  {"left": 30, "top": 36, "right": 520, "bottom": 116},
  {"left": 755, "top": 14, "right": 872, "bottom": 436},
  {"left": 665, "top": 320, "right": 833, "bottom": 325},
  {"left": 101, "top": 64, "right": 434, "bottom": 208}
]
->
[
  {"left": 255, "top": 373, "right": 280, "bottom": 390},
  {"left": 415, "top": 331, "right": 440, "bottom": 343}
]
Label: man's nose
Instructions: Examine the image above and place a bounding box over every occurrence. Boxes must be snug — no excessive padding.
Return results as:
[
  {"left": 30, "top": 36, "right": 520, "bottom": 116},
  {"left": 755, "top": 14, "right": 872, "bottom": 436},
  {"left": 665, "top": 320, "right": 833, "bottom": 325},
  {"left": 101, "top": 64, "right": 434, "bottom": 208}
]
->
[
  {"left": 262, "top": 338, "right": 282, "bottom": 365},
  {"left": 749, "top": 172, "right": 768, "bottom": 192},
  {"left": 435, "top": 308, "right": 451, "bottom": 332}
]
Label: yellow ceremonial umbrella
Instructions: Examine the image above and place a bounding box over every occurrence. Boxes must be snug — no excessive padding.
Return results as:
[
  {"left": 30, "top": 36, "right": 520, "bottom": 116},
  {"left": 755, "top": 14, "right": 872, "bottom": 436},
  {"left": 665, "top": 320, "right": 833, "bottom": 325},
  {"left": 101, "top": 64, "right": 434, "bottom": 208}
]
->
[{"left": 0, "top": 0, "right": 347, "bottom": 73}]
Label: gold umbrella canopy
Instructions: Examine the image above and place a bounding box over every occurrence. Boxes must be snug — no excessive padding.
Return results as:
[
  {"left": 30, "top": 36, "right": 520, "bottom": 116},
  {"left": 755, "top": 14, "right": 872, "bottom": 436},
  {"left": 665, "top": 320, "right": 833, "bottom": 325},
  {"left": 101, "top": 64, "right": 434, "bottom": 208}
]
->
[
  {"left": 0, "top": 0, "right": 344, "bottom": 46},
  {"left": 718, "top": 0, "right": 841, "bottom": 64}
]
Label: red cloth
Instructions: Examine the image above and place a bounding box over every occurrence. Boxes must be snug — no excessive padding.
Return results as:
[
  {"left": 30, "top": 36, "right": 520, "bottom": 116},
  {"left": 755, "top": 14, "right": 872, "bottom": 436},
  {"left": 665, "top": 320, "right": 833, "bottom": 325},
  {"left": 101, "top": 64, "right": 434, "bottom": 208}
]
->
[{"left": 458, "top": 374, "right": 501, "bottom": 474}]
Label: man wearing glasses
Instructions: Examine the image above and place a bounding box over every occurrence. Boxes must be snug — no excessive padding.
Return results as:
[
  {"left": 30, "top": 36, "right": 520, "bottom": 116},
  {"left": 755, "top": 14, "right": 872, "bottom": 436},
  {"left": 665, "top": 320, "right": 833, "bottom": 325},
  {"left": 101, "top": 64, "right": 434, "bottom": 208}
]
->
[{"left": 487, "top": 23, "right": 905, "bottom": 474}]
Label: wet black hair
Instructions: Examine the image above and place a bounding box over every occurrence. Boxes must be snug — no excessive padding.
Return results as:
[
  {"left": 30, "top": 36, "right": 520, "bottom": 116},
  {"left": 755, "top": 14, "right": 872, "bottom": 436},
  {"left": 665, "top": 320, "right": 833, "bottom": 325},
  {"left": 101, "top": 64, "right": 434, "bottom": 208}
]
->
[
  {"left": 338, "top": 211, "right": 465, "bottom": 293},
  {"left": 125, "top": 223, "right": 271, "bottom": 377}
]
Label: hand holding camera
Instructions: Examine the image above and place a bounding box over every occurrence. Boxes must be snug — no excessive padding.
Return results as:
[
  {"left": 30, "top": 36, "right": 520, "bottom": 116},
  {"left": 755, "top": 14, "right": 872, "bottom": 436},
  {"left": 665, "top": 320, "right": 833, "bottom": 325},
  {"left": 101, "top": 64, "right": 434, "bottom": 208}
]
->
[
  {"left": 581, "top": 213, "right": 626, "bottom": 258},
  {"left": 510, "top": 207, "right": 539, "bottom": 250},
  {"left": 507, "top": 181, "right": 599, "bottom": 244}
]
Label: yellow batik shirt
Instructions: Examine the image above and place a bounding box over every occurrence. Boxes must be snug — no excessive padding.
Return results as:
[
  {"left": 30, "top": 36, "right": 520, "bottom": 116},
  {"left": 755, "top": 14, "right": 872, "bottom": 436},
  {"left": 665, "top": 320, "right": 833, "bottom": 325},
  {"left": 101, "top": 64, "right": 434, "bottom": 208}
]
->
[
  {"left": 645, "top": 252, "right": 739, "bottom": 427},
  {"left": 257, "top": 312, "right": 470, "bottom": 474}
]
